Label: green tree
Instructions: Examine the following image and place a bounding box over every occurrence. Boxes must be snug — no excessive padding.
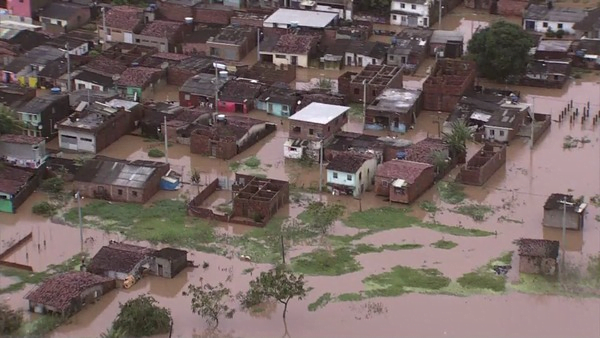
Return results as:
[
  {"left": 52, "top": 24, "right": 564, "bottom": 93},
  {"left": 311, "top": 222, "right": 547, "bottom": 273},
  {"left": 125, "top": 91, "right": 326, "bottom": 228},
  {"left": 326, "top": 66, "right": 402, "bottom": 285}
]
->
[
  {"left": 239, "top": 266, "right": 309, "bottom": 319},
  {"left": 430, "top": 150, "right": 449, "bottom": 175},
  {"left": 302, "top": 202, "right": 345, "bottom": 235},
  {"left": 40, "top": 177, "right": 65, "bottom": 194},
  {"left": 0, "top": 106, "right": 23, "bottom": 135},
  {"left": 112, "top": 294, "right": 172, "bottom": 337},
  {"left": 467, "top": 21, "right": 534, "bottom": 81},
  {"left": 442, "top": 119, "right": 473, "bottom": 159},
  {"left": 99, "top": 327, "right": 127, "bottom": 338},
  {"left": 183, "top": 282, "right": 235, "bottom": 328},
  {"left": 0, "top": 302, "right": 23, "bottom": 335}
]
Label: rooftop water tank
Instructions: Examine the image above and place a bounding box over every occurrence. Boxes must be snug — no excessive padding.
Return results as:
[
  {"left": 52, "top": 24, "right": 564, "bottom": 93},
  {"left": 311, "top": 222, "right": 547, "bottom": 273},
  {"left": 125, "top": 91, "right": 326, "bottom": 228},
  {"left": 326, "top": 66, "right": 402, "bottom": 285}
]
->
[
  {"left": 184, "top": 17, "right": 193, "bottom": 24},
  {"left": 218, "top": 70, "right": 228, "bottom": 79},
  {"left": 50, "top": 87, "right": 61, "bottom": 94},
  {"left": 216, "top": 114, "right": 226, "bottom": 121}
]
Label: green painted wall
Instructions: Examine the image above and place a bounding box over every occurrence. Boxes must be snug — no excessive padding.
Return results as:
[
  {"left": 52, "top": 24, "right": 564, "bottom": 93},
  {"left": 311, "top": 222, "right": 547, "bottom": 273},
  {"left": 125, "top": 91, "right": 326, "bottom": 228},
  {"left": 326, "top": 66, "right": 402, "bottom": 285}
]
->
[
  {"left": 0, "top": 198, "right": 13, "bottom": 213},
  {"left": 126, "top": 87, "right": 142, "bottom": 100}
]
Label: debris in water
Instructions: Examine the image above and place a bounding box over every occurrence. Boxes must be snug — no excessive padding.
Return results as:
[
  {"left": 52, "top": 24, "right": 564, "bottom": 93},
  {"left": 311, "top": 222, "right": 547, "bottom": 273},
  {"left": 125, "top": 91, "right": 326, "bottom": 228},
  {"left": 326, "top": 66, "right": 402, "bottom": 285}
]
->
[{"left": 563, "top": 135, "right": 591, "bottom": 149}]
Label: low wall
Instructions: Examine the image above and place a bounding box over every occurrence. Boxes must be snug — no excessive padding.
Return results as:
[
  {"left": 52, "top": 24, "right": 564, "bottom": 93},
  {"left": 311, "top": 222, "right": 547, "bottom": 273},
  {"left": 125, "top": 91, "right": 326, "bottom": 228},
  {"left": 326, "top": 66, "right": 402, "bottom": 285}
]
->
[
  {"left": 0, "top": 232, "right": 33, "bottom": 261},
  {"left": 457, "top": 145, "right": 506, "bottom": 186},
  {"left": 532, "top": 114, "right": 551, "bottom": 144},
  {"left": 0, "top": 261, "right": 33, "bottom": 271}
]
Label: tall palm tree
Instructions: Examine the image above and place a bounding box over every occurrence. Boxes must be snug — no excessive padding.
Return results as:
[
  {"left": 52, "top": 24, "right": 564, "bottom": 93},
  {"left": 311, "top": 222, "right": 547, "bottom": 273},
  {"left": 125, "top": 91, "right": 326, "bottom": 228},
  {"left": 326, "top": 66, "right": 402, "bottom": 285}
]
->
[{"left": 442, "top": 119, "right": 474, "bottom": 163}]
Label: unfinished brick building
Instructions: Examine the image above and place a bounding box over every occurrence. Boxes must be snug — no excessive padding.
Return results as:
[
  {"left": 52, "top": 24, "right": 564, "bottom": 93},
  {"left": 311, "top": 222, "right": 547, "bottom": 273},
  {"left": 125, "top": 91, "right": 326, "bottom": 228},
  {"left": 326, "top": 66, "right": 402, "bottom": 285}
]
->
[
  {"left": 232, "top": 174, "right": 289, "bottom": 224},
  {"left": 517, "top": 238, "right": 559, "bottom": 276},
  {"left": 457, "top": 143, "right": 506, "bottom": 186},
  {"left": 423, "top": 59, "right": 476, "bottom": 112},
  {"left": 338, "top": 65, "right": 404, "bottom": 104}
]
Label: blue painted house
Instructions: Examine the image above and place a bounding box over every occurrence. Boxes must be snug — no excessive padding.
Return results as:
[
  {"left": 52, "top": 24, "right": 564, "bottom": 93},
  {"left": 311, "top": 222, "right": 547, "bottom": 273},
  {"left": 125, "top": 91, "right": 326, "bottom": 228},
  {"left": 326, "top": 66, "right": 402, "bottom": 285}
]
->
[
  {"left": 256, "top": 86, "right": 302, "bottom": 118},
  {"left": 326, "top": 153, "right": 378, "bottom": 198}
]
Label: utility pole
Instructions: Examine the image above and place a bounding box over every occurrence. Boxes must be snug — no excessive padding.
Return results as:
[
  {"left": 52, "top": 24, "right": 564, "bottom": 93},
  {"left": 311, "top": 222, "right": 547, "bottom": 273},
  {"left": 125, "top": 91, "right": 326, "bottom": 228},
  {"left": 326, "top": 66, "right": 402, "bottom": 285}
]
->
[
  {"left": 215, "top": 66, "right": 219, "bottom": 114},
  {"left": 280, "top": 234, "right": 285, "bottom": 265},
  {"left": 362, "top": 79, "right": 367, "bottom": 127},
  {"left": 559, "top": 198, "right": 574, "bottom": 272},
  {"left": 101, "top": 7, "right": 107, "bottom": 48},
  {"left": 65, "top": 42, "right": 71, "bottom": 92},
  {"left": 257, "top": 29, "right": 261, "bottom": 60},
  {"left": 530, "top": 97, "right": 535, "bottom": 149},
  {"left": 163, "top": 116, "right": 169, "bottom": 165},
  {"left": 438, "top": 0, "right": 443, "bottom": 30},
  {"left": 318, "top": 138, "right": 323, "bottom": 202},
  {"left": 76, "top": 191, "right": 83, "bottom": 253}
]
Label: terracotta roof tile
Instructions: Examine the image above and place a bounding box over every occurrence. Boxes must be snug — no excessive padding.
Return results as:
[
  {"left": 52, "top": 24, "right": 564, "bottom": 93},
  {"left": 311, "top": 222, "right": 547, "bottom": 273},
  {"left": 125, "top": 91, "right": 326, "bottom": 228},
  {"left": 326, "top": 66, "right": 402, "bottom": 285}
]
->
[
  {"left": 376, "top": 160, "right": 433, "bottom": 184},
  {"left": 105, "top": 6, "right": 143, "bottom": 31}
]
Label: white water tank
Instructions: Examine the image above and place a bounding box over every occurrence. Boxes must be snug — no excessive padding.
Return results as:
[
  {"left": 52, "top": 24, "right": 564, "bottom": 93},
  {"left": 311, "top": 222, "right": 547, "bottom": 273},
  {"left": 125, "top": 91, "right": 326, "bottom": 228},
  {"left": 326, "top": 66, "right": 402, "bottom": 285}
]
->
[
  {"left": 219, "top": 70, "right": 228, "bottom": 79},
  {"left": 216, "top": 114, "right": 226, "bottom": 121},
  {"left": 184, "top": 17, "right": 193, "bottom": 24}
]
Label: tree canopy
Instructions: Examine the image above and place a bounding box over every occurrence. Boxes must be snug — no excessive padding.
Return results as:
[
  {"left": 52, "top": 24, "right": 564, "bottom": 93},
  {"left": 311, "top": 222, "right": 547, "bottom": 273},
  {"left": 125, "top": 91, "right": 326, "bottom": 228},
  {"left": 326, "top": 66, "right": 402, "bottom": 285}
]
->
[
  {"left": 0, "top": 303, "right": 23, "bottom": 335},
  {"left": 442, "top": 119, "right": 474, "bottom": 158},
  {"left": 239, "top": 266, "right": 308, "bottom": 319},
  {"left": 183, "top": 282, "right": 235, "bottom": 328},
  {"left": 112, "top": 294, "right": 172, "bottom": 337},
  {"left": 467, "top": 21, "right": 534, "bottom": 81},
  {"left": 0, "top": 105, "right": 23, "bottom": 135}
]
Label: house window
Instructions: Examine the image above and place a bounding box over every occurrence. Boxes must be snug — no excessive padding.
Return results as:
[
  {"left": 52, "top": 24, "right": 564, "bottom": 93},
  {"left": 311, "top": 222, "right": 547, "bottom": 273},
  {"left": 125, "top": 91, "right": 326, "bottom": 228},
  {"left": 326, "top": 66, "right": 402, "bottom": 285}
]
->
[
  {"left": 347, "top": 174, "right": 352, "bottom": 181},
  {"left": 32, "top": 115, "right": 38, "bottom": 121},
  {"left": 275, "top": 54, "right": 286, "bottom": 59},
  {"left": 354, "top": 88, "right": 360, "bottom": 95},
  {"left": 401, "top": 3, "right": 405, "bottom": 8},
  {"left": 372, "top": 90, "right": 377, "bottom": 96},
  {"left": 393, "top": 15, "right": 397, "bottom": 20},
  {"left": 558, "top": 23, "right": 563, "bottom": 29},
  {"left": 382, "top": 180, "right": 389, "bottom": 187},
  {"left": 389, "top": 55, "right": 394, "bottom": 60},
  {"left": 81, "top": 138, "right": 93, "bottom": 142},
  {"left": 185, "top": 94, "right": 190, "bottom": 100},
  {"left": 210, "top": 47, "right": 218, "bottom": 56},
  {"left": 292, "top": 126, "right": 301, "bottom": 133},
  {"left": 489, "top": 129, "right": 495, "bottom": 136},
  {"left": 136, "top": 39, "right": 141, "bottom": 43},
  {"left": 395, "top": 187, "right": 406, "bottom": 195},
  {"left": 309, "top": 128, "right": 314, "bottom": 135},
  {"left": 359, "top": 172, "right": 362, "bottom": 181},
  {"left": 282, "top": 105, "right": 289, "bottom": 112},
  {"left": 118, "top": 189, "right": 123, "bottom": 195},
  {"left": 499, "top": 130, "right": 505, "bottom": 137},
  {"left": 411, "top": 4, "right": 416, "bottom": 9},
  {"left": 543, "top": 22, "right": 548, "bottom": 28},
  {"left": 106, "top": 28, "right": 111, "bottom": 35},
  {"left": 132, "top": 191, "right": 138, "bottom": 197},
  {"left": 333, "top": 172, "right": 338, "bottom": 179},
  {"left": 372, "top": 58, "right": 376, "bottom": 64}
]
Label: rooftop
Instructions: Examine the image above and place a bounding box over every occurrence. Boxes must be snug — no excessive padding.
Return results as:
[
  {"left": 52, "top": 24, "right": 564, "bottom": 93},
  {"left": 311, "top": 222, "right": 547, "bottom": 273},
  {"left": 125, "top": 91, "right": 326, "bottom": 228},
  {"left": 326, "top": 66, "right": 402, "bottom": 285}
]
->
[
  {"left": 116, "top": 67, "right": 161, "bottom": 87},
  {"left": 73, "top": 70, "right": 115, "bottom": 88},
  {"left": 69, "top": 89, "right": 119, "bottom": 107},
  {"left": 74, "top": 157, "right": 167, "bottom": 189},
  {"left": 180, "top": 73, "right": 225, "bottom": 96},
  {"left": 84, "top": 56, "right": 128, "bottom": 76},
  {"left": 139, "top": 20, "right": 184, "bottom": 39},
  {"left": 257, "top": 86, "right": 301, "bottom": 105},
  {"left": 346, "top": 40, "right": 389, "bottom": 59},
  {"left": 264, "top": 9, "right": 338, "bottom": 29},
  {"left": 524, "top": 4, "right": 587, "bottom": 23},
  {"left": 396, "top": 28, "right": 434, "bottom": 41},
  {"left": 59, "top": 102, "right": 124, "bottom": 131},
  {"left": 326, "top": 132, "right": 412, "bottom": 152},
  {"left": 0, "top": 84, "right": 35, "bottom": 107},
  {"left": 0, "top": 166, "right": 34, "bottom": 195},
  {"left": 153, "top": 247, "right": 188, "bottom": 260},
  {"left": 88, "top": 242, "right": 157, "bottom": 274},
  {"left": 297, "top": 91, "right": 347, "bottom": 110},
  {"left": 368, "top": 88, "right": 422, "bottom": 114},
  {"left": 194, "top": 115, "right": 268, "bottom": 140},
  {"left": 389, "top": 38, "right": 426, "bottom": 56},
  {"left": 236, "top": 62, "right": 296, "bottom": 86},
  {"left": 39, "top": 2, "right": 88, "bottom": 21},
  {"left": 104, "top": 6, "right": 143, "bottom": 31},
  {"left": 517, "top": 238, "right": 560, "bottom": 259},
  {"left": 536, "top": 39, "right": 573, "bottom": 53},
  {"left": 172, "top": 55, "right": 215, "bottom": 73},
  {"left": 5, "top": 30, "right": 51, "bottom": 51},
  {"left": 349, "top": 64, "right": 403, "bottom": 85},
  {"left": 326, "top": 152, "right": 372, "bottom": 173},
  {"left": 211, "top": 25, "right": 255, "bottom": 45},
  {"left": 270, "top": 34, "right": 320, "bottom": 54},
  {"left": 289, "top": 102, "right": 349, "bottom": 124},
  {"left": 573, "top": 7, "right": 600, "bottom": 31},
  {"left": 544, "top": 193, "right": 585, "bottom": 212},
  {"left": 219, "top": 79, "right": 265, "bottom": 103},
  {"left": 0, "top": 134, "right": 44, "bottom": 145},
  {"left": 183, "top": 27, "right": 224, "bottom": 44},
  {"left": 405, "top": 137, "right": 448, "bottom": 165},
  {"left": 485, "top": 106, "right": 524, "bottom": 128},
  {"left": 106, "top": 99, "right": 139, "bottom": 111},
  {"left": 18, "top": 94, "right": 68, "bottom": 115},
  {"left": 151, "top": 52, "right": 191, "bottom": 62},
  {"left": 376, "top": 159, "right": 433, "bottom": 184},
  {"left": 430, "top": 30, "right": 464, "bottom": 44},
  {"left": 4, "top": 45, "right": 64, "bottom": 73},
  {"left": 24, "top": 272, "right": 114, "bottom": 312}
]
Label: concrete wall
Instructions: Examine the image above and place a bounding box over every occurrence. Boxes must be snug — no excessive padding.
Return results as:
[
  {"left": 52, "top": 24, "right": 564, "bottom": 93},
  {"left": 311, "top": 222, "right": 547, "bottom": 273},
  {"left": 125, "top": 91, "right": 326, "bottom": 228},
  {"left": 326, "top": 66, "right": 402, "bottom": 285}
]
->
[
  {"left": 374, "top": 165, "right": 434, "bottom": 203},
  {"left": 194, "top": 7, "right": 234, "bottom": 25},
  {"left": 524, "top": 19, "right": 576, "bottom": 35},
  {"left": 289, "top": 114, "right": 348, "bottom": 142},
  {"left": 519, "top": 256, "right": 558, "bottom": 276},
  {"left": 457, "top": 144, "right": 506, "bottom": 186},
  {"left": 0, "top": 141, "right": 46, "bottom": 168},
  {"left": 262, "top": 53, "right": 310, "bottom": 68},
  {"left": 543, "top": 209, "right": 583, "bottom": 230}
]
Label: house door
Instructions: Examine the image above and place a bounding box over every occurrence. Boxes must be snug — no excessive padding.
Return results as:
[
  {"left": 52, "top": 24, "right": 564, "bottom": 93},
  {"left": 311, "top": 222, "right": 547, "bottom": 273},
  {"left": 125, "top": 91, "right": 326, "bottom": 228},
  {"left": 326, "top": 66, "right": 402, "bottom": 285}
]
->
[
  {"left": 157, "top": 264, "right": 163, "bottom": 276},
  {"left": 357, "top": 56, "right": 363, "bottom": 66},
  {"left": 525, "top": 20, "right": 535, "bottom": 30},
  {"left": 408, "top": 16, "right": 418, "bottom": 27},
  {"left": 210, "top": 143, "right": 217, "bottom": 157},
  {"left": 346, "top": 55, "right": 352, "bottom": 65},
  {"left": 422, "top": 17, "right": 428, "bottom": 27},
  {"left": 290, "top": 56, "right": 298, "bottom": 65},
  {"left": 401, "top": 56, "right": 407, "bottom": 64},
  {"left": 267, "top": 103, "right": 273, "bottom": 113},
  {"left": 124, "top": 32, "right": 133, "bottom": 43}
]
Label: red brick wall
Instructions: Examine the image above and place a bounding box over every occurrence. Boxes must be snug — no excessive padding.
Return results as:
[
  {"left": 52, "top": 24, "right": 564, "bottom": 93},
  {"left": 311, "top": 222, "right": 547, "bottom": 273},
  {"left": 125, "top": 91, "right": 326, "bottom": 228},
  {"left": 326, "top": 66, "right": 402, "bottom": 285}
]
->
[
  {"left": 498, "top": 0, "right": 528, "bottom": 16},
  {"left": 288, "top": 114, "right": 348, "bottom": 142},
  {"left": 457, "top": 145, "right": 506, "bottom": 186},
  {"left": 158, "top": 2, "right": 193, "bottom": 22},
  {"left": 193, "top": 7, "right": 233, "bottom": 25},
  {"left": 390, "top": 166, "right": 434, "bottom": 203},
  {"left": 189, "top": 132, "right": 238, "bottom": 159}
]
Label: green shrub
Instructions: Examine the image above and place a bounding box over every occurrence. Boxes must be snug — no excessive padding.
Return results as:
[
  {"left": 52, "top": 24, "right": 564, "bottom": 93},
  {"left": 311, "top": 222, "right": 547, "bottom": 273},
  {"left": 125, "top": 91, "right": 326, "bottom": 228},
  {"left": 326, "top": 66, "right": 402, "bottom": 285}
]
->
[
  {"left": 40, "top": 177, "right": 64, "bottom": 194},
  {"left": 32, "top": 202, "right": 57, "bottom": 217},
  {"left": 148, "top": 148, "right": 165, "bottom": 158}
]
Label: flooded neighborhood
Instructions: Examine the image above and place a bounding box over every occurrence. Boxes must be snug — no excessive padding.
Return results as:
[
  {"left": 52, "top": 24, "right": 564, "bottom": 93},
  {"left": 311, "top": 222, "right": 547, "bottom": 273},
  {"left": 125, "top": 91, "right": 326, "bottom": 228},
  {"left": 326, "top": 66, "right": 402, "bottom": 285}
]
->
[{"left": 0, "top": 1, "right": 600, "bottom": 337}]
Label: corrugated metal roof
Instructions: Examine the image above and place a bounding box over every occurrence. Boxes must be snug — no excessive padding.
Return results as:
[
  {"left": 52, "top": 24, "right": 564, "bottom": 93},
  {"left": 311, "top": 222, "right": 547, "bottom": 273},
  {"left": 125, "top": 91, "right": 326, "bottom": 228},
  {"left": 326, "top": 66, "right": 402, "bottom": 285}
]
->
[
  {"left": 264, "top": 9, "right": 338, "bottom": 28},
  {"left": 75, "top": 158, "right": 158, "bottom": 188}
]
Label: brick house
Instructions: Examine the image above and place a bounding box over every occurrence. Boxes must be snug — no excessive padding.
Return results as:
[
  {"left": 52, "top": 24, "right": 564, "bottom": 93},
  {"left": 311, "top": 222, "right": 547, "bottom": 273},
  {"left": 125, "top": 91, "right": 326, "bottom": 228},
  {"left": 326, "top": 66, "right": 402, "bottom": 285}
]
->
[
  {"left": 521, "top": 59, "right": 571, "bottom": 89},
  {"left": 387, "top": 28, "right": 432, "bottom": 74},
  {"left": 0, "top": 134, "right": 47, "bottom": 169},
  {"left": 73, "top": 56, "right": 128, "bottom": 92},
  {"left": 217, "top": 78, "right": 265, "bottom": 114},
  {"left": 98, "top": 6, "right": 144, "bottom": 44},
  {"left": 517, "top": 238, "right": 559, "bottom": 276},
  {"left": 457, "top": 143, "right": 506, "bottom": 186},
  {"left": 88, "top": 242, "right": 157, "bottom": 280},
  {"left": 337, "top": 64, "right": 404, "bottom": 104},
  {"left": 179, "top": 72, "right": 228, "bottom": 107},
  {"left": 206, "top": 25, "right": 257, "bottom": 61},
  {"left": 285, "top": 102, "right": 349, "bottom": 160},
  {"left": 190, "top": 115, "right": 276, "bottom": 159},
  {"left": 365, "top": 88, "right": 423, "bottom": 133},
  {"left": 429, "top": 30, "right": 464, "bottom": 58},
  {"left": 422, "top": 59, "right": 476, "bottom": 112},
  {"left": 297, "top": 91, "right": 348, "bottom": 110},
  {"left": 193, "top": 4, "right": 234, "bottom": 25},
  {"left": 38, "top": 2, "right": 91, "bottom": 34},
  {"left": 232, "top": 173, "right": 289, "bottom": 224},
  {"left": 115, "top": 66, "right": 164, "bottom": 101},
  {"left": 157, "top": 0, "right": 200, "bottom": 22},
  {"left": 135, "top": 20, "right": 186, "bottom": 53},
  {"left": 374, "top": 159, "right": 435, "bottom": 204},
  {"left": 534, "top": 39, "right": 572, "bottom": 60},
  {"left": 6, "top": 0, "right": 49, "bottom": 18},
  {"left": 259, "top": 33, "right": 320, "bottom": 68},
  {"left": 182, "top": 26, "right": 223, "bottom": 56},
  {"left": 74, "top": 156, "right": 170, "bottom": 203},
  {"left": 57, "top": 100, "right": 142, "bottom": 154},
  {"left": 542, "top": 193, "right": 587, "bottom": 230},
  {"left": 231, "top": 12, "right": 269, "bottom": 28}
]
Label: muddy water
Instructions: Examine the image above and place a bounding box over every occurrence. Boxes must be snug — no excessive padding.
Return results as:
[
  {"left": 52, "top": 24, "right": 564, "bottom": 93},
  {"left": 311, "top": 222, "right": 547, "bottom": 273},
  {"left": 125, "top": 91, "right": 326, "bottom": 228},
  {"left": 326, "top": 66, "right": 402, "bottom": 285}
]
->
[{"left": 441, "top": 7, "right": 522, "bottom": 45}]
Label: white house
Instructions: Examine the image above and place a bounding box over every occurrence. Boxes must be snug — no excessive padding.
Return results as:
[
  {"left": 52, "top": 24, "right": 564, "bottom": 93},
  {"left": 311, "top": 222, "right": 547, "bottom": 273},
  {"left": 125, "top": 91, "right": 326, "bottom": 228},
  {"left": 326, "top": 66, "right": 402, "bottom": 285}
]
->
[
  {"left": 523, "top": 4, "right": 587, "bottom": 34},
  {"left": 259, "top": 34, "right": 320, "bottom": 68},
  {"left": 390, "top": 0, "right": 437, "bottom": 28},
  {"left": 263, "top": 8, "right": 339, "bottom": 29},
  {"left": 344, "top": 41, "right": 389, "bottom": 67},
  {"left": 326, "top": 152, "right": 377, "bottom": 197},
  {"left": 0, "top": 134, "right": 47, "bottom": 169}
]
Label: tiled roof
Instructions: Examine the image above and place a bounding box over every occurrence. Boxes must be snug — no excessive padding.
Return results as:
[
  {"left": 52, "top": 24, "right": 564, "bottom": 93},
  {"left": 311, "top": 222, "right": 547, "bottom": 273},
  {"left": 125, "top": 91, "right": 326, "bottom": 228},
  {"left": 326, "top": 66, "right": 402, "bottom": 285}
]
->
[
  {"left": 0, "top": 166, "right": 34, "bottom": 195},
  {"left": 105, "top": 6, "right": 143, "bottom": 31},
  {"left": 0, "top": 134, "right": 44, "bottom": 144},
  {"left": 375, "top": 160, "right": 433, "bottom": 184},
  {"left": 272, "top": 34, "right": 319, "bottom": 55},
  {"left": 139, "top": 20, "right": 184, "bottom": 38},
  {"left": 87, "top": 242, "right": 156, "bottom": 275},
  {"left": 116, "top": 67, "right": 161, "bottom": 87},
  {"left": 326, "top": 153, "right": 372, "bottom": 173}
]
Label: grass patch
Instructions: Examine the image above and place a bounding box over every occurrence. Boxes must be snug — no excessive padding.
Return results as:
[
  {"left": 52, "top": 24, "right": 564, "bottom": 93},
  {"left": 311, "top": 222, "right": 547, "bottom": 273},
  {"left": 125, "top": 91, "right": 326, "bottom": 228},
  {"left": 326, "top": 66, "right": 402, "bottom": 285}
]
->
[
  {"left": 381, "top": 243, "right": 423, "bottom": 251},
  {"left": 291, "top": 248, "right": 361, "bottom": 276},
  {"left": 147, "top": 148, "right": 165, "bottom": 158},
  {"left": 456, "top": 252, "right": 513, "bottom": 292},
  {"left": 431, "top": 239, "right": 458, "bottom": 249},
  {"left": 337, "top": 292, "right": 364, "bottom": 302},
  {"left": 437, "top": 181, "right": 466, "bottom": 204},
  {"left": 62, "top": 200, "right": 221, "bottom": 253},
  {"left": 452, "top": 204, "right": 494, "bottom": 221},
  {"left": 363, "top": 266, "right": 451, "bottom": 297},
  {"left": 344, "top": 207, "right": 417, "bottom": 230},
  {"left": 229, "top": 161, "right": 241, "bottom": 171},
  {"left": 17, "top": 315, "right": 66, "bottom": 336},
  {"left": 418, "top": 222, "right": 494, "bottom": 237},
  {"left": 308, "top": 293, "right": 332, "bottom": 311},
  {"left": 243, "top": 156, "right": 261, "bottom": 168},
  {"left": 241, "top": 267, "right": 254, "bottom": 275},
  {"left": 419, "top": 200, "right": 438, "bottom": 212},
  {"left": 348, "top": 103, "right": 364, "bottom": 117},
  {"left": 32, "top": 201, "right": 58, "bottom": 217}
]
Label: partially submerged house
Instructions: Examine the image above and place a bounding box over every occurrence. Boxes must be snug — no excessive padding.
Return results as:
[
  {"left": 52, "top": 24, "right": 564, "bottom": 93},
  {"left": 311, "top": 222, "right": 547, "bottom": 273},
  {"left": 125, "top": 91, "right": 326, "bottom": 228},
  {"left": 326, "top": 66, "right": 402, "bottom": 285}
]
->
[
  {"left": 423, "top": 59, "right": 476, "bottom": 112},
  {"left": 88, "top": 242, "right": 157, "bottom": 280},
  {"left": 389, "top": 0, "right": 440, "bottom": 28},
  {"left": 522, "top": 4, "right": 587, "bottom": 35},
  {"left": 259, "top": 33, "right": 320, "bottom": 68},
  {"left": 517, "top": 238, "right": 560, "bottom": 276},
  {"left": 521, "top": 59, "right": 571, "bottom": 89},
  {"left": 182, "top": 26, "right": 224, "bottom": 56},
  {"left": 73, "top": 56, "right": 128, "bottom": 91},
  {"left": 217, "top": 78, "right": 265, "bottom": 114},
  {"left": 573, "top": 7, "right": 600, "bottom": 38},
  {"left": 326, "top": 152, "right": 377, "bottom": 197},
  {"left": 0, "top": 165, "right": 41, "bottom": 213},
  {"left": 231, "top": 173, "right": 289, "bottom": 224},
  {"left": 343, "top": 40, "right": 389, "bottom": 67},
  {"left": 190, "top": 115, "right": 276, "bottom": 160},
  {"left": 206, "top": 24, "right": 257, "bottom": 61},
  {"left": 404, "top": 137, "right": 450, "bottom": 166},
  {"left": 542, "top": 194, "right": 587, "bottom": 230},
  {"left": 151, "top": 248, "right": 188, "bottom": 278},
  {"left": 179, "top": 73, "right": 228, "bottom": 107},
  {"left": 115, "top": 66, "right": 164, "bottom": 101},
  {"left": 0, "top": 134, "right": 47, "bottom": 169},
  {"left": 135, "top": 20, "right": 185, "bottom": 53},
  {"left": 256, "top": 85, "right": 302, "bottom": 117},
  {"left": 73, "top": 157, "right": 170, "bottom": 203},
  {"left": 17, "top": 93, "right": 71, "bottom": 138},
  {"left": 338, "top": 64, "right": 404, "bottom": 103},
  {"left": 535, "top": 39, "right": 573, "bottom": 60},
  {"left": 25, "top": 271, "right": 116, "bottom": 316},
  {"left": 324, "top": 131, "right": 412, "bottom": 163},
  {"left": 374, "top": 159, "right": 435, "bottom": 204},
  {"left": 457, "top": 143, "right": 506, "bottom": 186},
  {"left": 388, "top": 28, "right": 432, "bottom": 73},
  {"left": 365, "top": 88, "right": 423, "bottom": 133},
  {"left": 429, "top": 30, "right": 464, "bottom": 58},
  {"left": 571, "top": 39, "right": 600, "bottom": 69},
  {"left": 285, "top": 102, "right": 349, "bottom": 160}
]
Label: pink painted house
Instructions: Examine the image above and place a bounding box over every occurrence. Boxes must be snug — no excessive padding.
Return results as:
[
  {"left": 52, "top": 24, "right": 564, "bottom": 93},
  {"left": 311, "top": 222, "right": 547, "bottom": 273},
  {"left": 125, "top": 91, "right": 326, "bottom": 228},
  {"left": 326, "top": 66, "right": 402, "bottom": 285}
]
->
[
  {"left": 7, "top": 0, "right": 49, "bottom": 18},
  {"left": 217, "top": 79, "right": 265, "bottom": 114}
]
